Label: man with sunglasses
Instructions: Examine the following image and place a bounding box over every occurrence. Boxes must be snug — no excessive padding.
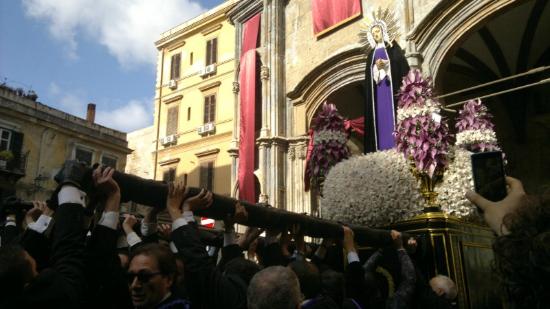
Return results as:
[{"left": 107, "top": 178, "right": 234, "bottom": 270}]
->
[{"left": 127, "top": 243, "right": 190, "bottom": 309}]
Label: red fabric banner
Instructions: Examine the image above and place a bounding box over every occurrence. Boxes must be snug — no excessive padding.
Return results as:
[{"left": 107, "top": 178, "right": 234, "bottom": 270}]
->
[
  {"left": 311, "top": 0, "right": 362, "bottom": 35},
  {"left": 238, "top": 14, "right": 261, "bottom": 204},
  {"left": 344, "top": 116, "right": 365, "bottom": 136}
]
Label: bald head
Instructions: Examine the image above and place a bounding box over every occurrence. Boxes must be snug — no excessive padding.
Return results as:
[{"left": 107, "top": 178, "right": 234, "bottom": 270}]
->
[
  {"left": 247, "top": 266, "right": 302, "bottom": 309},
  {"left": 430, "top": 275, "right": 457, "bottom": 300}
]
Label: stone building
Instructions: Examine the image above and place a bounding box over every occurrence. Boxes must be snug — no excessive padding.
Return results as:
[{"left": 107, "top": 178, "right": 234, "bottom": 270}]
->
[
  {"left": 225, "top": 1, "right": 549, "bottom": 307},
  {"left": 152, "top": 0, "right": 238, "bottom": 198},
  {"left": 0, "top": 85, "right": 131, "bottom": 202},
  {"left": 227, "top": 0, "right": 550, "bottom": 212}
]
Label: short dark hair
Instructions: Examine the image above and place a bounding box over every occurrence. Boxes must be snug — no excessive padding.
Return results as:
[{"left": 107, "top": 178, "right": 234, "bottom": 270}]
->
[
  {"left": 0, "top": 245, "right": 33, "bottom": 303},
  {"left": 224, "top": 257, "right": 261, "bottom": 286},
  {"left": 321, "top": 269, "right": 345, "bottom": 305},
  {"left": 493, "top": 194, "right": 550, "bottom": 307},
  {"left": 130, "top": 243, "right": 177, "bottom": 281},
  {"left": 248, "top": 266, "right": 302, "bottom": 309},
  {"left": 288, "top": 260, "right": 321, "bottom": 299}
]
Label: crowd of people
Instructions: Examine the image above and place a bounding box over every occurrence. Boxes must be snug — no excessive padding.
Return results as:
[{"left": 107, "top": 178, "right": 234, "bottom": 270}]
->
[{"left": 0, "top": 160, "right": 548, "bottom": 308}]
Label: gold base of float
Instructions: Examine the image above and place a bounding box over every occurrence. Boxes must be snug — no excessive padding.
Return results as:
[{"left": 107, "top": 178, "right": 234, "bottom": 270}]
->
[{"left": 391, "top": 209, "right": 502, "bottom": 309}]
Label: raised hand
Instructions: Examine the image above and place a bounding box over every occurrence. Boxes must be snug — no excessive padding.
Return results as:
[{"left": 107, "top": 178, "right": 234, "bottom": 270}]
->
[
  {"left": 166, "top": 181, "right": 188, "bottom": 221},
  {"left": 391, "top": 230, "right": 404, "bottom": 250},
  {"left": 93, "top": 166, "right": 120, "bottom": 197},
  {"left": 466, "top": 176, "right": 527, "bottom": 235},
  {"left": 342, "top": 226, "right": 356, "bottom": 253},
  {"left": 183, "top": 188, "right": 213, "bottom": 212},
  {"left": 122, "top": 214, "right": 138, "bottom": 235}
]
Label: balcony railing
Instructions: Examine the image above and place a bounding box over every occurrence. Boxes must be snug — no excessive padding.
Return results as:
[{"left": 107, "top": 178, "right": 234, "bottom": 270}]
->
[{"left": 0, "top": 152, "right": 28, "bottom": 176}]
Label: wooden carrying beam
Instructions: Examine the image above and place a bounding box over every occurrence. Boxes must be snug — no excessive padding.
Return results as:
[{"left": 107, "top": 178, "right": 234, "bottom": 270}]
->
[{"left": 112, "top": 171, "right": 392, "bottom": 247}]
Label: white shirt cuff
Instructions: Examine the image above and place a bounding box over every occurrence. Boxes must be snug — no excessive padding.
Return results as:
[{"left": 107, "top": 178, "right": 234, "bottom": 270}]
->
[
  {"left": 5, "top": 221, "right": 16, "bottom": 227},
  {"left": 141, "top": 222, "right": 157, "bottom": 236},
  {"left": 224, "top": 231, "right": 237, "bottom": 247},
  {"left": 126, "top": 232, "right": 142, "bottom": 247},
  {"left": 172, "top": 211, "right": 195, "bottom": 231},
  {"left": 169, "top": 241, "right": 178, "bottom": 253},
  {"left": 58, "top": 186, "right": 86, "bottom": 206},
  {"left": 28, "top": 215, "right": 52, "bottom": 234},
  {"left": 347, "top": 251, "right": 360, "bottom": 264},
  {"left": 98, "top": 211, "right": 119, "bottom": 230}
]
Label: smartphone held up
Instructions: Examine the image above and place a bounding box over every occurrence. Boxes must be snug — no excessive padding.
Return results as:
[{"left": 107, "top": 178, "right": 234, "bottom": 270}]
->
[{"left": 471, "top": 151, "right": 507, "bottom": 202}]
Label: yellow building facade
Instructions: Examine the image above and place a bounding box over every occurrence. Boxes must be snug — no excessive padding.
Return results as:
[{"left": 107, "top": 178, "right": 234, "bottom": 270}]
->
[
  {"left": 0, "top": 86, "right": 131, "bottom": 202},
  {"left": 152, "top": 0, "right": 238, "bottom": 197}
]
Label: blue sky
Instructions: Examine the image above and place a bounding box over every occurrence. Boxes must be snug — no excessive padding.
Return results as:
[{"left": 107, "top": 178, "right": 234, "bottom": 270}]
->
[{"left": 0, "top": 0, "right": 223, "bottom": 132}]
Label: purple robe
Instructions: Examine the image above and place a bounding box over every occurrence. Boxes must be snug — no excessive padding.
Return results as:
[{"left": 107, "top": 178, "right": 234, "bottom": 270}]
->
[{"left": 371, "top": 47, "right": 395, "bottom": 150}]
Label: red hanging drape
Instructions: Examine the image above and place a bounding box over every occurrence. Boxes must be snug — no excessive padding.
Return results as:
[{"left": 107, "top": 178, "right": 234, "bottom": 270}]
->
[
  {"left": 238, "top": 14, "right": 261, "bottom": 203},
  {"left": 311, "top": 0, "right": 362, "bottom": 36},
  {"left": 344, "top": 116, "right": 365, "bottom": 136}
]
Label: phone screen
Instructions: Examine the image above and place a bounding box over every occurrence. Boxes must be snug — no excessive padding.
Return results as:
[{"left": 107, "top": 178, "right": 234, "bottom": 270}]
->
[{"left": 471, "top": 151, "right": 507, "bottom": 202}]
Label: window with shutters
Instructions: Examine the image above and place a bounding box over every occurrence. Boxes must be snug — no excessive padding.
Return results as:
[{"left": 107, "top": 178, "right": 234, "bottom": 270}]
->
[
  {"left": 163, "top": 167, "right": 176, "bottom": 182},
  {"left": 166, "top": 106, "right": 179, "bottom": 136},
  {"left": 75, "top": 147, "right": 93, "bottom": 166},
  {"left": 203, "top": 94, "right": 216, "bottom": 124},
  {"left": 170, "top": 53, "right": 181, "bottom": 80},
  {"left": 205, "top": 38, "right": 217, "bottom": 66},
  {"left": 199, "top": 161, "right": 214, "bottom": 190},
  {"left": 0, "top": 128, "right": 11, "bottom": 151},
  {"left": 101, "top": 154, "right": 117, "bottom": 169}
]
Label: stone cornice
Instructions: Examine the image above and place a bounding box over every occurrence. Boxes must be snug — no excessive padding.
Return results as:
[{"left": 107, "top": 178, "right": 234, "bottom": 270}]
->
[
  {"left": 228, "top": 0, "right": 263, "bottom": 24},
  {"left": 159, "top": 158, "right": 180, "bottom": 166},
  {"left": 0, "top": 89, "right": 131, "bottom": 153},
  {"left": 194, "top": 148, "right": 220, "bottom": 157},
  {"left": 155, "top": 0, "right": 238, "bottom": 49}
]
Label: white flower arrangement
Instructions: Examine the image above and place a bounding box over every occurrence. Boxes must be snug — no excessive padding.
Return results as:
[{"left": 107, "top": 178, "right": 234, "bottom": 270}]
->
[
  {"left": 435, "top": 147, "right": 479, "bottom": 218},
  {"left": 320, "top": 149, "right": 425, "bottom": 227},
  {"left": 313, "top": 130, "right": 348, "bottom": 145},
  {"left": 455, "top": 129, "right": 497, "bottom": 147},
  {"left": 396, "top": 99, "right": 440, "bottom": 122}
]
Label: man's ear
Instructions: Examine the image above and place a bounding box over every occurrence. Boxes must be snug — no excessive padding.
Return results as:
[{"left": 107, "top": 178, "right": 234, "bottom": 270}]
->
[{"left": 163, "top": 275, "right": 174, "bottom": 288}]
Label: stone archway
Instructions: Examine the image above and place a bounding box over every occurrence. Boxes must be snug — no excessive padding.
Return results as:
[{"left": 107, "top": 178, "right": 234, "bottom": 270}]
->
[
  {"left": 288, "top": 46, "right": 366, "bottom": 135},
  {"left": 406, "top": 0, "right": 521, "bottom": 86}
]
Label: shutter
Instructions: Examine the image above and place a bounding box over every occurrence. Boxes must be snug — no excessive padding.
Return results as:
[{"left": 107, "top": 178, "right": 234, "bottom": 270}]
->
[
  {"left": 212, "top": 38, "right": 218, "bottom": 64},
  {"left": 199, "top": 164, "right": 207, "bottom": 188},
  {"left": 207, "top": 162, "right": 214, "bottom": 190},
  {"left": 203, "top": 96, "right": 209, "bottom": 124},
  {"left": 166, "top": 106, "right": 179, "bottom": 135},
  {"left": 9, "top": 131, "right": 23, "bottom": 158},
  {"left": 174, "top": 54, "right": 180, "bottom": 79},
  {"left": 210, "top": 95, "right": 216, "bottom": 123},
  {"left": 206, "top": 40, "right": 212, "bottom": 65}
]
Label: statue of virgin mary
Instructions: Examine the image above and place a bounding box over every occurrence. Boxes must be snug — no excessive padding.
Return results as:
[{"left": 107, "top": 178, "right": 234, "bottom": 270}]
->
[{"left": 361, "top": 9, "right": 410, "bottom": 153}]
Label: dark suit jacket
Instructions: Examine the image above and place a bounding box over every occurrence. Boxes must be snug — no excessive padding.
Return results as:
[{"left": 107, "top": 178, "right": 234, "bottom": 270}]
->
[
  {"left": 21, "top": 203, "right": 87, "bottom": 308},
  {"left": 84, "top": 224, "right": 132, "bottom": 309},
  {"left": 171, "top": 223, "right": 248, "bottom": 309},
  {"left": 20, "top": 229, "right": 51, "bottom": 271}
]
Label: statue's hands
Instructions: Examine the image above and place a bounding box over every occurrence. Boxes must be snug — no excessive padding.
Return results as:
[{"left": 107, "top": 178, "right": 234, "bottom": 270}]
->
[{"left": 375, "top": 59, "right": 388, "bottom": 70}]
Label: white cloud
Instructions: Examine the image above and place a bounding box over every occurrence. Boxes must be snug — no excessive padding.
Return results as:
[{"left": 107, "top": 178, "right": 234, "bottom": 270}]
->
[
  {"left": 23, "top": 0, "right": 206, "bottom": 68},
  {"left": 95, "top": 99, "right": 153, "bottom": 132}
]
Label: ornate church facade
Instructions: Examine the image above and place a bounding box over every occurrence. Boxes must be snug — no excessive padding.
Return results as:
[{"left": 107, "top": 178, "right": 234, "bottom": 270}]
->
[{"left": 226, "top": 0, "right": 550, "bottom": 213}]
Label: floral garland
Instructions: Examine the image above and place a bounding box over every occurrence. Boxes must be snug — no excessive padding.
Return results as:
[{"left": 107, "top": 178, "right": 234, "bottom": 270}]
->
[
  {"left": 436, "top": 99, "right": 502, "bottom": 220},
  {"left": 455, "top": 99, "right": 501, "bottom": 152},
  {"left": 394, "top": 69, "right": 453, "bottom": 178},
  {"left": 313, "top": 130, "right": 348, "bottom": 145},
  {"left": 320, "top": 150, "right": 425, "bottom": 227},
  {"left": 305, "top": 103, "right": 350, "bottom": 190},
  {"left": 396, "top": 99, "right": 440, "bottom": 123},
  {"left": 435, "top": 147, "right": 478, "bottom": 218}
]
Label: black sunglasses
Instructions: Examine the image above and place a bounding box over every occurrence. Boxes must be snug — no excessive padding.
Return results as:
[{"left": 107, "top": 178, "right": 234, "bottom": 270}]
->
[{"left": 127, "top": 271, "right": 162, "bottom": 284}]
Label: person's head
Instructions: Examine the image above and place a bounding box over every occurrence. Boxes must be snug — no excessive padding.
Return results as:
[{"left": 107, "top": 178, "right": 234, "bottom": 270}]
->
[
  {"left": 0, "top": 245, "right": 38, "bottom": 300},
  {"left": 248, "top": 266, "right": 302, "bottom": 309},
  {"left": 288, "top": 260, "right": 321, "bottom": 300},
  {"left": 429, "top": 275, "right": 457, "bottom": 300},
  {"left": 224, "top": 257, "right": 261, "bottom": 286},
  {"left": 371, "top": 25, "right": 383, "bottom": 43},
  {"left": 321, "top": 269, "right": 345, "bottom": 305},
  {"left": 128, "top": 243, "right": 176, "bottom": 308},
  {"left": 492, "top": 193, "right": 550, "bottom": 307}
]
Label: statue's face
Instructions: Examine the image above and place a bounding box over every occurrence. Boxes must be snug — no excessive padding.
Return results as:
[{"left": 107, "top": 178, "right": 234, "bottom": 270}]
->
[{"left": 371, "top": 26, "right": 383, "bottom": 43}]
